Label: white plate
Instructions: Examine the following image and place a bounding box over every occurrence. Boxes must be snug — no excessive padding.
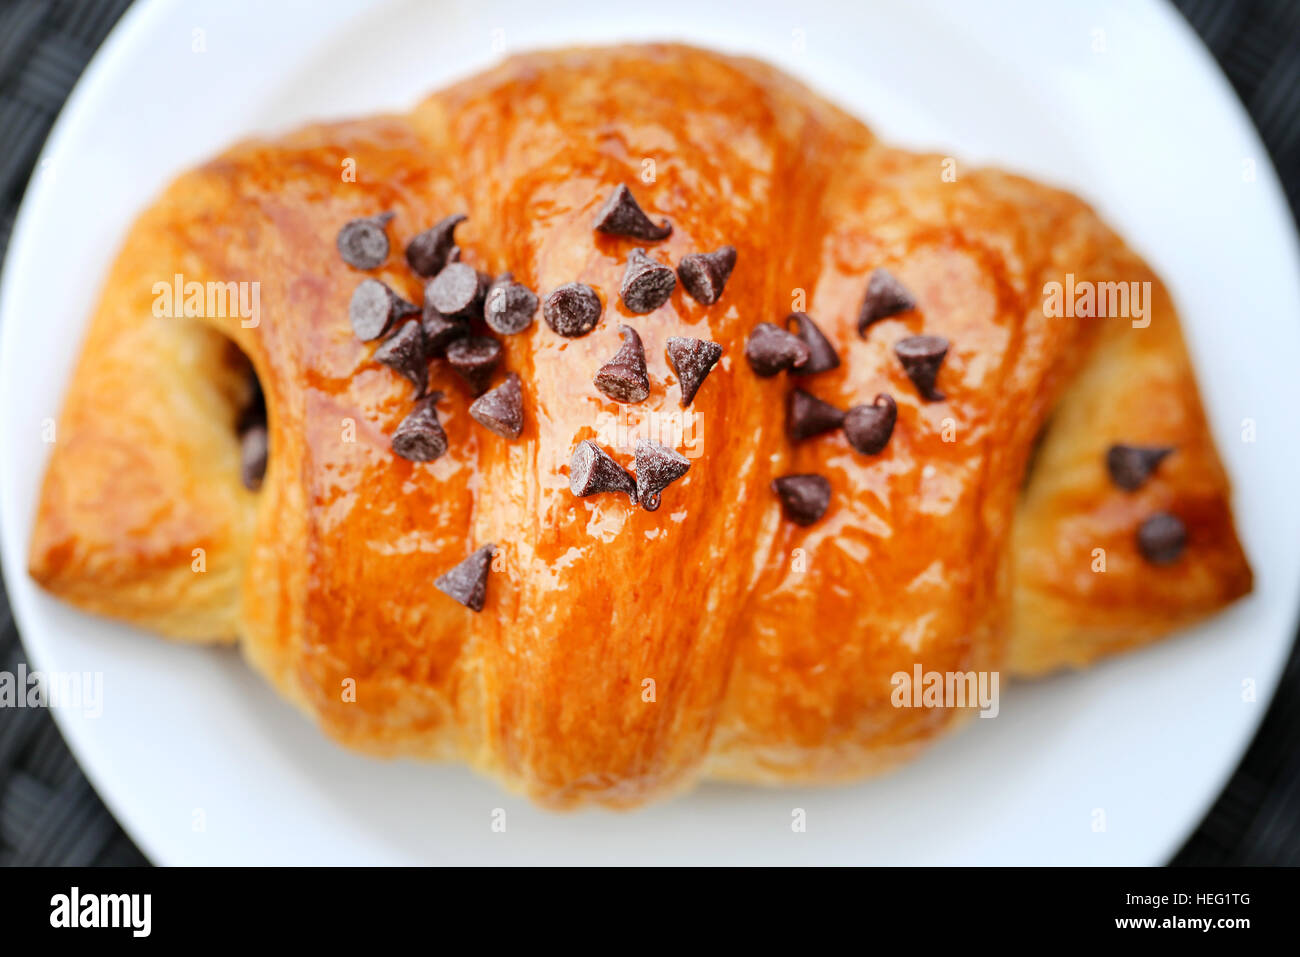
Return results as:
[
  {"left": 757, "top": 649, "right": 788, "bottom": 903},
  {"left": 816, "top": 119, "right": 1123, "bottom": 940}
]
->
[{"left": 2, "top": 0, "right": 1297, "bottom": 865}]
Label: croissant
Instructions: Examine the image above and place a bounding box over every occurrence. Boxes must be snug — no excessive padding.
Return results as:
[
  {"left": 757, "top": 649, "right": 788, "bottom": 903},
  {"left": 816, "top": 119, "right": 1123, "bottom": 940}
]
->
[{"left": 28, "top": 44, "right": 1251, "bottom": 808}]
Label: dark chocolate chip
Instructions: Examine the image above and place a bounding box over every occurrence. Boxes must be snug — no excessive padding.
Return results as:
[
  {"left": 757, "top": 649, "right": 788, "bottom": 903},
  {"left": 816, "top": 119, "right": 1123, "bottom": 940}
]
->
[
  {"left": 677, "top": 246, "right": 736, "bottom": 305},
  {"left": 427, "top": 262, "right": 483, "bottom": 320},
  {"left": 894, "top": 335, "right": 949, "bottom": 401},
  {"left": 634, "top": 440, "right": 690, "bottom": 511},
  {"left": 372, "top": 320, "right": 429, "bottom": 396},
  {"left": 350, "top": 278, "right": 419, "bottom": 341},
  {"left": 434, "top": 544, "right": 496, "bottom": 612},
  {"left": 484, "top": 277, "right": 539, "bottom": 335},
  {"left": 391, "top": 391, "right": 448, "bottom": 462},
  {"left": 236, "top": 375, "right": 265, "bottom": 434},
  {"left": 1107, "top": 444, "right": 1175, "bottom": 492},
  {"left": 569, "top": 439, "right": 637, "bottom": 502},
  {"left": 240, "top": 423, "right": 268, "bottom": 491},
  {"left": 594, "top": 325, "right": 650, "bottom": 403},
  {"left": 786, "top": 389, "right": 846, "bottom": 442},
  {"left": 469, "top": 372, "right": 524, "bottom": 439},
  {"left": 619, "top": 248, "right": 676, "bottom": 314},
  {"left": 1137, "top": 512, "right": 1187, "bottom": 565},
  {"left": 420, "top": 307, "right": 469, "bottom": 356},
  {"left": 592, "top": 184, "right": 671, "bottom": 241},
  {"left": 543, "top": 282, "right": 603, "bottom": 338},
  {"left": 405, "top": 213, "right": 467, "bottom": 277},
  {"left": 336, "top": 212, "right": 393, "bottom": 270},
  {"left": 786, "top": 312, "right": 840, "bottom": 376},
  {"left": 857, "top": 268, "right": 916, "bottom": 335},
  {"left": 745, "top": 322, "right": 811, "bottom": 377},
  {"left": 843, "top": 393, "right": 897, "bottom": 455},
  {"left": 665, "top": 336, "right": 723, "bottom": 407},
  {"left": 446, "top": 336, "right": 502, "bottom": 396},
  {"left": 772, "top": 473, "right": 831, "bottom": 526}
]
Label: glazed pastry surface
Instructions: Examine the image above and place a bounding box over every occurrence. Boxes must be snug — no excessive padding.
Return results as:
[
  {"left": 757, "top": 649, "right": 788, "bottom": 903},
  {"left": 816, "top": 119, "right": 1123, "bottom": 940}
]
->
[{"left": 29, "top": 45, "right": 1251, "bottom": 806}]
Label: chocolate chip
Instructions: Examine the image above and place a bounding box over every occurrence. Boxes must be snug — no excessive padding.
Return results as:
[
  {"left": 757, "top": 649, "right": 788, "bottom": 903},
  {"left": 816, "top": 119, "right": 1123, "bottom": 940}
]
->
[
  {"left": 894, "top": 335, "right": 949, "bottom": 401},
  {"left": 619, "top": 248, "right": 676, "bottom": 314},
  {"left": 1137, "top": 512, "right": 1186, "bottom": 565},
  {"left": 373, "top": 320, "right": 429, "bottom": 396},
  {"left": 857, "top": 268, "right": 916, "bottom": 335},
  {"left": 772, "top": 474, "right": 831, "bottom": 526},
  {"left": 677, "top": 246, "right": 736, "bottom": 305},
  {"left": 336, "top": 212, "right": 393, "bottom": 270},
  {"left": 665, "top": 336, "right": 723, "bottom": 407},
  {"left": 391, "top": 391, "right": 448, "bottom": 462},
  {"left": 350, "top": 278, "right": 419, "bottom": 341},
  {"left": 434, "top": 544, "right": 496, "bottom": 612},
  {"left": 785, "top": 312, "right": 840, "bottom": 375},
  {"left": 421, "top": 307, "right": 469, "bottom": 356},
  {"left": 593, "top": 184, "right": 671, "bottom": 241},
  {"left": 786, "top": 389, "right": 845, "bottom": 441},
  {"left": 405, "top": 213, "right": 466, "bottom": 277},
  {"left": 634, "top": 440, "right": 690, "bottom": 511},
  {"left": 484, "top": 277, "right": 539, "bottom": 335},
  {"left": 593, "top": 325, "right": 650, "bottom": 403},
  {"left": 446, "top": 336, "right": 502, "bottom": 396},
  {"left": 745, "top": 322, "right": 811, "bottom": 377},
  {"left": 543, "top": 282, "right": 603, "bottom": 338},
  {"left": 240, "top": 423, "right": 268, "bottom": 491},
  {"left": 1107, "top": 444, "right": 1175, "bottom": 491},
  {"left": 569, "top": 439, "right": 637, "bottom": 502},
  {"left": 236, "top": 374, "right": 265, "bottom": 433},
  {"left": 237, "top": 375, "right": 268, "bottom": 490},
  {"left": 469, "top": 372, "right": 523, "bottom": 439},
  {"left": 844, "top": 393, "right": 897, "bottom": 455},
  {"left": 427, "top": 262, "right": 483, "bottom": 320}
]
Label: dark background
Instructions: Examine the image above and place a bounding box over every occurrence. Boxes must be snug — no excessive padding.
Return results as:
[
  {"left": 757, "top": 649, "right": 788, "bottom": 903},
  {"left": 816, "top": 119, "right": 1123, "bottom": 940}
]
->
[{"left": 0, "top": 0, "right": 1297, "bottom": 866}]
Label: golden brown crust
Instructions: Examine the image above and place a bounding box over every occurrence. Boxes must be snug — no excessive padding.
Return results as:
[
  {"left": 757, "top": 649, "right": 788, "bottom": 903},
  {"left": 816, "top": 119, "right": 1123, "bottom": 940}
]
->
[
  {"left": 1008, "top": 274, "right": 1253, "bottom": 674},
  {"left": 27, "top": 193, "right": 257, "bottom": 642},
  {"left": 28, "top": 45, "right": 1250, "bottom": 805}
]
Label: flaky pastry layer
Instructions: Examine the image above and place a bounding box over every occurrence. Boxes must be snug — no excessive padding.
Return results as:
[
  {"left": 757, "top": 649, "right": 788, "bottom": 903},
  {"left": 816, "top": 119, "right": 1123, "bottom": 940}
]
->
[{"left": 29, "top": 45, "right": 1251, "bottom": 807}]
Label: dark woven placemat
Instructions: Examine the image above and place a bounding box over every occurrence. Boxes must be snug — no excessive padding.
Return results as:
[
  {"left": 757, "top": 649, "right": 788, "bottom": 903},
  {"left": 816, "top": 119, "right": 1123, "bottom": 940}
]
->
[{"left": 0, "top": 0, "right": 1296, "bottom": 866}]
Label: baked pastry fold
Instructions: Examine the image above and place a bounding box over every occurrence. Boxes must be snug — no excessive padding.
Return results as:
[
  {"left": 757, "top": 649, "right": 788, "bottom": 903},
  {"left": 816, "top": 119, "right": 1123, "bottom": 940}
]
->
[{"left": 29, "top": 45, "right": 1251, "bottom": 807}]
